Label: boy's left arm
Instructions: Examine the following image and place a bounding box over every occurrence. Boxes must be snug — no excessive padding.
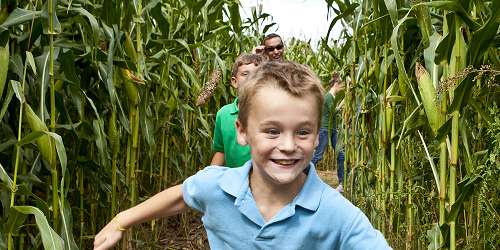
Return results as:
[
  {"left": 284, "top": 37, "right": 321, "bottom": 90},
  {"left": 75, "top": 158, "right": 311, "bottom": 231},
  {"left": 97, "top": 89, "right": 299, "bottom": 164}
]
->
[
  {"left": 211, "top": 152, "right": 225, "bottom": 166},
  {"left": 94, "top": 185, "right": 187, "bottom": 250}
]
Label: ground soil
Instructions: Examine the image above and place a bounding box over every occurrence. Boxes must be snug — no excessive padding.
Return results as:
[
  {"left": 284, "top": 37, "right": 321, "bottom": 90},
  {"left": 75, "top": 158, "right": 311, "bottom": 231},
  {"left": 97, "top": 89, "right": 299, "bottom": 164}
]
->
[{"left": 159, "top": 169, "right": 339, "bottom": 249}]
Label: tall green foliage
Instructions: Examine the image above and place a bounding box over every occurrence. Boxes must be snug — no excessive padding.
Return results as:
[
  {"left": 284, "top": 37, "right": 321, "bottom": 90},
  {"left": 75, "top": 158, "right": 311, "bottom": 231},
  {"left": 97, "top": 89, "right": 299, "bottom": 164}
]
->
[
  {"left": 321, "top": 0, "right": 500, "bottom": 248},
  {"left": 0, "top": 0, "right": 269, "bottom": 248}
]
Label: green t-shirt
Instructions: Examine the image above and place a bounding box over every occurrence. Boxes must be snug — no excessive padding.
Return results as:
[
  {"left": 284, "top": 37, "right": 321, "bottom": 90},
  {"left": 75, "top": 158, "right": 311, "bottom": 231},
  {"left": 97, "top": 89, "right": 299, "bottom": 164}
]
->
[
  {"left": 320, "top": 92, "right": 336, "bottom": 129},
  {"left": 212, "top": 98, "right": 251, "bottom": 168}
]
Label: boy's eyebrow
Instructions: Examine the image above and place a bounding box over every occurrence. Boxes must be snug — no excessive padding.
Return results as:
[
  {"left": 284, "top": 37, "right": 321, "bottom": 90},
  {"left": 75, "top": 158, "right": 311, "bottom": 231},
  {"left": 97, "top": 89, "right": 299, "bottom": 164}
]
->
[{"left": 258, "top": 120, "right": 316, "bottom": 128}]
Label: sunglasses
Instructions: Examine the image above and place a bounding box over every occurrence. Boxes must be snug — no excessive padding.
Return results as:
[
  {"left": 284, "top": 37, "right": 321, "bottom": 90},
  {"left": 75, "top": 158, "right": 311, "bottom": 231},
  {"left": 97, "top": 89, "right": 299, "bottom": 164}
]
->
[{"left": 265, "top": 44, "right": 284, "bottom": 52}]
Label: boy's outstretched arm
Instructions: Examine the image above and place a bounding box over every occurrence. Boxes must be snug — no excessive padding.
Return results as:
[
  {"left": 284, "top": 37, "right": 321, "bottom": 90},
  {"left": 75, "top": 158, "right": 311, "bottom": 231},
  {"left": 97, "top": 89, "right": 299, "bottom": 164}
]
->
[
  {"left": 210, "top": 152, "right": 225, "bottom": 166},
  {"left": 93, "top": 184, "right": 186, "bottom": 250}
]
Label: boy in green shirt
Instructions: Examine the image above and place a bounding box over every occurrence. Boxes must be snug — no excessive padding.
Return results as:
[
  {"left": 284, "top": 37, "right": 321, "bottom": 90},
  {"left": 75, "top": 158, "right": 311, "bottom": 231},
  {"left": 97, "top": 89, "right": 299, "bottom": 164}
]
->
[{"left": 211, "top": 54, "right": 265, "bottom": 167}]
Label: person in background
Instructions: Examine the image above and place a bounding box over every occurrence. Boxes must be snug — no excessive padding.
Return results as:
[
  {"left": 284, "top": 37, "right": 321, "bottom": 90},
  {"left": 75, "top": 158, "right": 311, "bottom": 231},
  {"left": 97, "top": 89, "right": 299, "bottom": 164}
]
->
[
  {"left": 311, "top": 72, "right": 346, "bottom": 192},
  {"left": 253, "top": 33, "right": 284, "bottom": 61},
  {"left": 93, "top": 61, "right": 390, "bottom": 250},
  {"left": 210, "top": 53, "right": 265, "bottom": 168}
]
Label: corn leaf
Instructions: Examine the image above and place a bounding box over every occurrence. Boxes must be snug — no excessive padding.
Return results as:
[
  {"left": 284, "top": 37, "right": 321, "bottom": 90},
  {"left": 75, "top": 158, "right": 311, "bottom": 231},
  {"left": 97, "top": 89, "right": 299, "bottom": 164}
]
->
[
  {"left": 10, "top": 80, "right": 25, "bottom": 104},
  {"left": 59, "top": 199, "right": 78, "bottom": 250},
  {"left": 14, "top": 206, "right": 64, "bottom": 250},
  {"left": 0, "top": 162, "right": 13, "bottom": 189},
  {"left": 0, "top": 82, "right": 14, "bottom": 121},
  {"left": 0, "top": 43, "right": 8, "bottom": 97},
  {"left": 0, "top": 8, "right": 43, "bottom": 29},
  {"left": 5, "top": 208, "right": 28, "bottom": 236}
]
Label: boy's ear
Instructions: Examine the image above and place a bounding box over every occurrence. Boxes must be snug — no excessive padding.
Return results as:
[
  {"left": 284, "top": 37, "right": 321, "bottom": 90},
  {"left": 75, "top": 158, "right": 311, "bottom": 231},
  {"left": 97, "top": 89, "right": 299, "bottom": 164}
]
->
[
  {"left": 235, "top": 120, "right": 248, "bottom": 146},
  {"left": 314, "top": 132, "right": 319, "bottom": 148},
  {"left": 230, "top": 77, "right": 238, "bottom": 89}
]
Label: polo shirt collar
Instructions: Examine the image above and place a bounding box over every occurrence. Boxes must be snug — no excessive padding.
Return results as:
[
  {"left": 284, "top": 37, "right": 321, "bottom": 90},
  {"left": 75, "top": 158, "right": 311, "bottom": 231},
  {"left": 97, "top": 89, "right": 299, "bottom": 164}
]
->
[
  {"left": 229, "top": 98, "right": 239, "bottom": 115},
  {"left": 218, "top": 161, "right": 324, "bottom": 212},
  {"left": 218, "top": 160, "right": 251, "bottom": 198},
  {"left": 293, "top": 163, "right": 325, "bottom": 211}
]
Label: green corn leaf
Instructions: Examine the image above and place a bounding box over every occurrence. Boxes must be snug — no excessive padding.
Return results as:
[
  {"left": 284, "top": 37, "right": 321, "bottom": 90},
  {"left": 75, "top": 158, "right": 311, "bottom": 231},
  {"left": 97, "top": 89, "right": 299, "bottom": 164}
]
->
[
  {"left": 0, "top": 8, "right": 42, "bottom": 29},
  {"left": 0, "top": 43, "right": 8, "bottom": 98},
  {"left": 0, "top": 82, "right": 14, "bottom": 121},
  {"left": 10, "top": 80, "right": 24, "bottom": 104},
  {"left": 14, "top": 206, "right": 64, "bottom": 250},
  {"left": 5, "top": 208, "right": 28, "bottom": 236},
  {"left": 25, "top": 51, "right": 37, "bottom": 75},
  {"left": 71, "top": 7, "right": 101, "bottom": 45},
  {"left": 0, "top": 162, "right": 13, "bottom": 188},
  {"left": 59, "top": 199, "right": 78, "bottom": 250},
  {"left": 16, "top": 131, "right": 45, "bottom": 147},
  {"left": 383, "top": 0, "right": 398, "bottom": 26},
  {"left": 446, "top": 175, "right": 482, "bottom": 223},
  {"left": 426, "top": 223, "right": 443, "bottom": 250},
  {"left": 435, "top": 117, "right": 452, "bottom": 142}
]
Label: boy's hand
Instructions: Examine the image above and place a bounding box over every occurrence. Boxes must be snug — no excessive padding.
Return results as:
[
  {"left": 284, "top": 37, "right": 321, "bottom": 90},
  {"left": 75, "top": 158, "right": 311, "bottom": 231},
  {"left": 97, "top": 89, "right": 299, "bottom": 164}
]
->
[
  {"left": 252, "top": 45, "right": 265, "bottom": 54},
  {"left": 332, "top": 81, "right": 345, "bottom": 95},
  {"left": 93, "top": 217, "right": 126, "bottom": 250}
]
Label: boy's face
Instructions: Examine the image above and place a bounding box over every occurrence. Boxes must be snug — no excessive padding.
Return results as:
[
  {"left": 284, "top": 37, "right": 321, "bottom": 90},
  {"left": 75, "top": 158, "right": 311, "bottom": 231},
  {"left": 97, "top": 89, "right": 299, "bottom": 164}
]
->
[
  {"left": 236, "top": 85, "right": 319, "bottom": 185},
  {"left": 231, "top": 63, "right": 259, "bottom": 89}
]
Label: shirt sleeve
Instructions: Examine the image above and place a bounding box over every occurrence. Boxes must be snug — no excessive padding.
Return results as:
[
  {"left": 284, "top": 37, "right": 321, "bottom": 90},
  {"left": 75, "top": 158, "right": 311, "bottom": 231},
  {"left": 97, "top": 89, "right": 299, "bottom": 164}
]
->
[
  {"left": 182, "top": 166, "right": 226, "bottom": 213},
  {"left": 212, "top": 111, "right": 224, "bottom": 152},
  {"left": 341, "top": 210, "right": 392, "bottom": 249}
]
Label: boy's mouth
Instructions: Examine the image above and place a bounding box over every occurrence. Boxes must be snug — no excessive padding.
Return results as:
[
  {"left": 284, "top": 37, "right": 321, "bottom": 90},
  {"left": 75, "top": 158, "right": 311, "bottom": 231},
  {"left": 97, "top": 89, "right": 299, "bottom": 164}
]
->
[{"left": 271, "top": 159, "right": 299, "bottom": 166}]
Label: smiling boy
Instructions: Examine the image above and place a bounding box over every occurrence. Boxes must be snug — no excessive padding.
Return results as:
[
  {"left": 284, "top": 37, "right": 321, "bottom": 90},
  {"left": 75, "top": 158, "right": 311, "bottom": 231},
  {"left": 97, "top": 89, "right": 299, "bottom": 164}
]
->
[{"left": 93, "top": 61, "right": 390, "bottom": 250}]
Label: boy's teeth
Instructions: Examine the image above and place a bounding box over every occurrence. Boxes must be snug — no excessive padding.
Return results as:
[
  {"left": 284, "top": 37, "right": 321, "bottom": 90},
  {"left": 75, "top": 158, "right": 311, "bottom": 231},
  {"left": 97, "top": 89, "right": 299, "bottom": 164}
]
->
[{"left": 274, "top": 159, "right": 295, "bottom": 165}]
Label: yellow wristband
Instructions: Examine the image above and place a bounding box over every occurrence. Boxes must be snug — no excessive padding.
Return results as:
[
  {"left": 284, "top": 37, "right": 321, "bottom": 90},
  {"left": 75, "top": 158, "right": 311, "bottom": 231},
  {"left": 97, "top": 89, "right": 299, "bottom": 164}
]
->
[{"left": 114, "top": 217, "right": 127, "bottom": 231}]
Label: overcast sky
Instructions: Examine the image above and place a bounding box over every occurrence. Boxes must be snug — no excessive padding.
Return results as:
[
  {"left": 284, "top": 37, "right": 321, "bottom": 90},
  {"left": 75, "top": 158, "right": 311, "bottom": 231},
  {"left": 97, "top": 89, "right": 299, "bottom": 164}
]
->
[{"left": 239, "top": 0, "right": 343, "bottom": 44}]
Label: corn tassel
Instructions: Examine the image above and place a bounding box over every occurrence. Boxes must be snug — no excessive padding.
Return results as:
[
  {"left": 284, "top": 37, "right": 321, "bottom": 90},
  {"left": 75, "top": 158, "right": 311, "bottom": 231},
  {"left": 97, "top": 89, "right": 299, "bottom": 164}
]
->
[{"left": 196, "top": 70, "right": 221, "bottom": 106}]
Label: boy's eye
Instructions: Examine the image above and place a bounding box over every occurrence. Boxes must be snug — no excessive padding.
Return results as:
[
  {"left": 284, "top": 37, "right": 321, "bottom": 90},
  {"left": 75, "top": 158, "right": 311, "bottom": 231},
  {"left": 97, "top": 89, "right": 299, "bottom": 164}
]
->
[
  {"left": 296, "top": 129, "right": 311, "bottom": 136},
  {"left": 265, "top": 128, "right": 280, "bottom": 135}
]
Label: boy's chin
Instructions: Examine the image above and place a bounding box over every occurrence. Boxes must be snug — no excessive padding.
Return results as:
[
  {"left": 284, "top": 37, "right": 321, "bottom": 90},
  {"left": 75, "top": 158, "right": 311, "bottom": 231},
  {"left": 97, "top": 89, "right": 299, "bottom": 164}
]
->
[{"left": 266, "top": 171, "right": 306, "bottom": 185}]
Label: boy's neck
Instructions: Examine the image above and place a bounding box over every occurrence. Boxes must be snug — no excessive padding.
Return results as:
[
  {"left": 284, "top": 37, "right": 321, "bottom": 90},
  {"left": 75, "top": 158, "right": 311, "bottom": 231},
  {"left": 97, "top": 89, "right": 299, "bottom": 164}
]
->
[{"left": 249, "top": 167, "right": 307, "bottom": 222}]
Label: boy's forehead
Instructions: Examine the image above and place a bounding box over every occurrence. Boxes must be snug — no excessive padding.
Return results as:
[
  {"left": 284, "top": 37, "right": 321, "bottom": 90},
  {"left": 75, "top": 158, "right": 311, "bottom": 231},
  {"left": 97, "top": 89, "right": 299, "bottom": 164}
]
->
[
  {"left": 240, "top": 62, "right": 258, "bottom": 67},
  {"left": 238, "top": 63, "right": 259, "bottom": 72},
  {"left": 253, "top": 85, "right": 317, "bottom": 107}
]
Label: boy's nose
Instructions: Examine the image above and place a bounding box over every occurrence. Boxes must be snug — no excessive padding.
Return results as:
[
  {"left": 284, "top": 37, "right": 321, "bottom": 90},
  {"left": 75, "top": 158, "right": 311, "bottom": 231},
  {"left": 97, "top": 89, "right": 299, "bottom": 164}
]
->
[{"left": 277, "top": 135, "right": 296, "bottom": 152}]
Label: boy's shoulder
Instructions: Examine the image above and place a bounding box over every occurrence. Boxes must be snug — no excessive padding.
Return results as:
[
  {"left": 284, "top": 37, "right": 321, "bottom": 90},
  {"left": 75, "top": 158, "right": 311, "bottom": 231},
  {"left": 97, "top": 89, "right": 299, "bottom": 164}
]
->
[
  {"left": 185, "top": 164, "right": 248, "bottom": 192},
  {"left": 314, "top": 179, "right": 363, "bottom": 221},
  {"left": 216, "top": 100, "right": 238, "bottom": 116}
]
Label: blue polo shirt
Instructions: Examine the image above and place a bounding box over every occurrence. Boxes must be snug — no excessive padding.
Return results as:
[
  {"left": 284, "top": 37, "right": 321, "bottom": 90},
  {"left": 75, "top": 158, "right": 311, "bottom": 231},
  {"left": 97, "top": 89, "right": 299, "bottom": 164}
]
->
[{"left": 182, "top": 161, "right": 391, "bottom": 249}]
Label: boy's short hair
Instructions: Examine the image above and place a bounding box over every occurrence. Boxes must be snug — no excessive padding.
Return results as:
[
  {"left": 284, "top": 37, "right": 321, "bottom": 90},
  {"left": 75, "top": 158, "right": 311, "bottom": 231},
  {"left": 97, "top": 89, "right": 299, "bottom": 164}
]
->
[
  {"left": 231, "top": 53, "right": 266, "bottom": 78},
  {"left": 238, "top": 61, "right": 324, "bottom": 129},
  {"left": 261, "top": 33, "right": 282, "bottom": 45}
]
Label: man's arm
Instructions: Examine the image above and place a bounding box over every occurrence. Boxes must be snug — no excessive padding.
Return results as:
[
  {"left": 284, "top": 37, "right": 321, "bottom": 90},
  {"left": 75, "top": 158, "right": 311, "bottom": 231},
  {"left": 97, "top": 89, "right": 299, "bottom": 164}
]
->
[
  {"left": 211, "top": 152, "right": 225, "bottom": 166},
  {"left": 94, "top": 185, "right": 187, "bottom": 250}
]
